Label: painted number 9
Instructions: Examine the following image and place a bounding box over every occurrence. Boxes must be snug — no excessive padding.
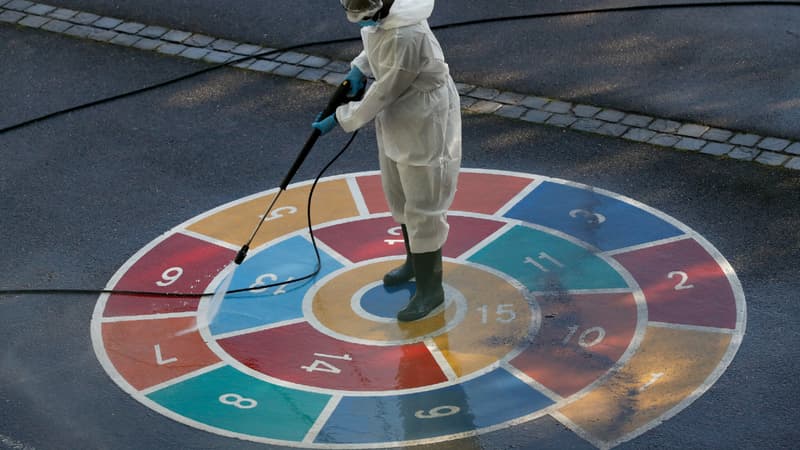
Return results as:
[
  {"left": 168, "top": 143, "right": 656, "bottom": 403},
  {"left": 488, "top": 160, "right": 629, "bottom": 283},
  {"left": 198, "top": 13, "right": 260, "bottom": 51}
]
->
[
  {"left": 415, "top": 405, "right": 461, "bottom": 419},
  {"left": 156, "top": 267, "right": 183, "bottom": 287}
]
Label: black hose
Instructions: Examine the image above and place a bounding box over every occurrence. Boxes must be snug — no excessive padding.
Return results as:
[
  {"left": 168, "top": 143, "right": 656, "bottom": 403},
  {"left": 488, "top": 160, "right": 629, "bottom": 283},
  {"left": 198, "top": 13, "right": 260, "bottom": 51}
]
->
[{"left": 1, "top": 1, "right": 798, "bottom": 298}]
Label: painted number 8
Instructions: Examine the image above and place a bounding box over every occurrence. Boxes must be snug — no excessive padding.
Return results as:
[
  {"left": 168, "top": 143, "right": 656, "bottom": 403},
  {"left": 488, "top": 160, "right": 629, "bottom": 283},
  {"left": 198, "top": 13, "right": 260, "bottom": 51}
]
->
[
  {"left": 415, "top": 405, "right": 461, "bottom": 419},
  {"left": 219, "top": 393, "right": 258, "bottom": 409}
]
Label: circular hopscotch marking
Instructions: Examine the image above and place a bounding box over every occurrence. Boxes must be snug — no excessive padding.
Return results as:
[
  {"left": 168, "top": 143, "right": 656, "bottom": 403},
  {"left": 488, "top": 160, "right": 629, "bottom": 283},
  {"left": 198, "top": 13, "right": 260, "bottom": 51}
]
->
[{"left": 91, "top": 169, "right": 746, "bottom": 449}]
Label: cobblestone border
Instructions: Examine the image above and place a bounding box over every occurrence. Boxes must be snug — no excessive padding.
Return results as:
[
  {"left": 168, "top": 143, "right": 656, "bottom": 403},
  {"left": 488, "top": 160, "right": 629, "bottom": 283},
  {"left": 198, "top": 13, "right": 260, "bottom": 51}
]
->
[{"left": 2, "top": 0, "right": 799, "bottom": 171}]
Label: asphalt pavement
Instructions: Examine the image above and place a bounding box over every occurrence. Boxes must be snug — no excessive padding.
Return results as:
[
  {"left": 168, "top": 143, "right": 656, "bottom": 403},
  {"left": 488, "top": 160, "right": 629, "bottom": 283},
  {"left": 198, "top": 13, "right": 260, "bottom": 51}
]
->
[
  {"left": 17, "top": 0, "right": 800, "bottom": 139},
  {"left": 1, "top": 2, "right": 799, "bottom": 450}
]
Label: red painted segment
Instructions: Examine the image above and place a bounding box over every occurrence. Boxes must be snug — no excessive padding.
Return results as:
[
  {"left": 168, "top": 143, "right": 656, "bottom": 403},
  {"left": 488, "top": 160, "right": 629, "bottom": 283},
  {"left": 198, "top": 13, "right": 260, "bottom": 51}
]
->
[
  {"left": 313, "top": 216, "right": 505, "bottom": 262},
  {"left": 450, "top": 172, "right": 534, "bottom": 214},
  {"left": 355, "top": 175, "right": 389, "bottom": 213},
  {"left": 104, "top": 233, "right": 234, "bottom": 317},
  {"left": 355, "top": 172, "right": 534, "bottom": 215},
  {"left": 218, "top": 321, "right": 447, "bottom": 391},
  {"left": 613, "top": 238, "right": 737, "bottom": 329},
  {"left": 102, "top": 317, "right": 221, "bottom": 391},
  {"left": 510, "top": 293, "right": 638, "bottom": 398}
]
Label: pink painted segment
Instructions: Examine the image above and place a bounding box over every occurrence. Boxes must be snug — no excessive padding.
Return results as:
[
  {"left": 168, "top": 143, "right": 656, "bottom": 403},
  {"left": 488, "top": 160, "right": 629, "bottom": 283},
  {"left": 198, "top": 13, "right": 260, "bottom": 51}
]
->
[
  {"left": 354, "top": 172, "right": 534, "bottom": 215},
  {"left": 218, "top": 321, "right": 447, "bottom": 391},
  {"left": 313, "top": 216, "right": 505, "bottom": 262},
  {"left": 104, "top": 233, "right": 235, "bottom": 317},
  {"left": 510, "top": 293, "right": 638, "bottom": 398},
  {"left": 613, "top": 238, "right": 737, "bottom": 329},
  {"left": 450, "top": 172, "right": 534, "bottom": 214}
]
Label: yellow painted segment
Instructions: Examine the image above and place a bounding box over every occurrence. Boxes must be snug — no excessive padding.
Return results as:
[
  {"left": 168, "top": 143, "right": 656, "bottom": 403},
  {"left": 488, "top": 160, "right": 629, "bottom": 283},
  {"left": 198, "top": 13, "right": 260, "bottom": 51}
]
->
[
  {"left": 434, "top": 264, "right": 532, "bottom": 377},
  {"left": 186, "top": 179, "right": 358, "bottom": 247},
  {"left": 313, "top": 261, "right": 460, "bottom": 342},
  {"left": 558, "top": 326, "right": 732, "bottom": 443}
]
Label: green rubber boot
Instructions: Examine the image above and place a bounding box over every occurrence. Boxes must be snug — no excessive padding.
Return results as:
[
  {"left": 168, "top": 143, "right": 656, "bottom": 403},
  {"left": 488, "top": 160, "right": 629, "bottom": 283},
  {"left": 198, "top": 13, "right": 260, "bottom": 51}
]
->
[
  {"left": 397, "top": 248, "right": 444, "bottom": 322},
  {"left": 383, "top": 224, "right": 414, "bottom": 287}
]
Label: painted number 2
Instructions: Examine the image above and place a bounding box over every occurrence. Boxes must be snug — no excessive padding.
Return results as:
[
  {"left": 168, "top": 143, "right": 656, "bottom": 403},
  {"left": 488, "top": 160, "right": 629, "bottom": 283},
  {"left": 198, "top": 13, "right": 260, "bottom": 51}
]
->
[{"left": 667, "top": 271, "right": 695, "bottom": 290}]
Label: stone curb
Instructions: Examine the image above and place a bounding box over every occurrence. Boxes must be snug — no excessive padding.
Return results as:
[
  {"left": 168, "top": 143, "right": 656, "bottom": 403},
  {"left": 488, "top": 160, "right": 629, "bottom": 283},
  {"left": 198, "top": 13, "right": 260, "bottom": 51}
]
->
[{"left": 3, "top": 1, "right": 799, "bottom": 172}]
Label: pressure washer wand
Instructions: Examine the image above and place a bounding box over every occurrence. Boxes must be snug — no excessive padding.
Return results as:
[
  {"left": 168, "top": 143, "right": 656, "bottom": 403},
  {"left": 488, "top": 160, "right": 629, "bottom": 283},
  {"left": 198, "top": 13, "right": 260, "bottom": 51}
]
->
[{"left": 235, "top": 78, "right": 358, "bottom": 265}]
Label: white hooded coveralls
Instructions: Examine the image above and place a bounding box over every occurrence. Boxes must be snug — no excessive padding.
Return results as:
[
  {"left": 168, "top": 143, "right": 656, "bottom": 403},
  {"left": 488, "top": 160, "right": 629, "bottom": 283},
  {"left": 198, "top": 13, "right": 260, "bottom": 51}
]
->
[{"left": 335, "top": 0, "right": 462, "bottom": 253}]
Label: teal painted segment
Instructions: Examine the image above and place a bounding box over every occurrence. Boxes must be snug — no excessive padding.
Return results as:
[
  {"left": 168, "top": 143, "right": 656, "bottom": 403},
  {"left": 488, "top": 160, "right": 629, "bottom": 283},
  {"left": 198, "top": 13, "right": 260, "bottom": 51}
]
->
[
  {"left": 469, "top": 225, "right": 628, "bottom": 291},
  {"left": 147, "top": 365, "right": 330, "bottom": 441}
]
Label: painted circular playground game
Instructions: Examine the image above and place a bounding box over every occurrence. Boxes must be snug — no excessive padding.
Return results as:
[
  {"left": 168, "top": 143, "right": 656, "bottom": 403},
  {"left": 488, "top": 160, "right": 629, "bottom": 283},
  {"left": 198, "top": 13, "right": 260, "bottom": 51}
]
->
[{"left": 91, "top": 169, "right": 746, "bottom": 449}]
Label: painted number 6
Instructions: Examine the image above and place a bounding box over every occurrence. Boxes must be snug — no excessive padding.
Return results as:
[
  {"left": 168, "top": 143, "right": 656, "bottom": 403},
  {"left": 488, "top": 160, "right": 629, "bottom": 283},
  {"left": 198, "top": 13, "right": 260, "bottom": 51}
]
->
[{"left": 415, "top": 405, "right": 461, "bottom": 419}]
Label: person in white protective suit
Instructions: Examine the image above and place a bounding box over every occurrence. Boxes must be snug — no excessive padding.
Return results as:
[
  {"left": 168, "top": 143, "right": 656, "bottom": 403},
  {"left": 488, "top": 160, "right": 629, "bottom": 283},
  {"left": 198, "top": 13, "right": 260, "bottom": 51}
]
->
[{"left": 312, "top": 0, "right": 462, "bottom": 322}]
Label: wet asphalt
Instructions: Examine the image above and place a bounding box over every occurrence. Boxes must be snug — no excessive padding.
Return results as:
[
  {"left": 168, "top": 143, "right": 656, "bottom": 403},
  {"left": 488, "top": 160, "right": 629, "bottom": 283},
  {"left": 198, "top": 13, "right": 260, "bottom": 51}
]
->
[{"left": 1, "top": 3, "right": 799, "bottom": 450}]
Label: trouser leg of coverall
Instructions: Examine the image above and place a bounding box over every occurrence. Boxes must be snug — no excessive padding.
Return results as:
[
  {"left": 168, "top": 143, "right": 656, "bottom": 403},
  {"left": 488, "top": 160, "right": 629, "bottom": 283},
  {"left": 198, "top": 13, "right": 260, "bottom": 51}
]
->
[{"left": 379, "top": 154, "right": 458, "bottom": 253}]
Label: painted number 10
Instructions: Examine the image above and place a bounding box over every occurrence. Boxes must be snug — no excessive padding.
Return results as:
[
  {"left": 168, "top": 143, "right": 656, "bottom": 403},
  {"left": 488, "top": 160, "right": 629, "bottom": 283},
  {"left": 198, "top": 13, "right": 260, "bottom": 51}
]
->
[{"left": 562, "top": 325, "right": 606, "bottom": 348}]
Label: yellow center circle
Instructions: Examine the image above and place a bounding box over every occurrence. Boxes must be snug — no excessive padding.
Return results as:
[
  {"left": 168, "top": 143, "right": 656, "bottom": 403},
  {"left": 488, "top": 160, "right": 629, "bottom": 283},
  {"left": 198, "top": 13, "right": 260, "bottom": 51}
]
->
[{"left": 304, "top": 259, "right": 538, "bottom": 378}]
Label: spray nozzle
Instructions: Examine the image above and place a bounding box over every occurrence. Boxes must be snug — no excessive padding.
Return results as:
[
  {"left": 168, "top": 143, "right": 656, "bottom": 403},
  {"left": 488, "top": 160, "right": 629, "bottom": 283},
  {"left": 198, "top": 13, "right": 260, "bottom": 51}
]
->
[{"left": 234, "top": 244, "right": 249, "bottom": 265}]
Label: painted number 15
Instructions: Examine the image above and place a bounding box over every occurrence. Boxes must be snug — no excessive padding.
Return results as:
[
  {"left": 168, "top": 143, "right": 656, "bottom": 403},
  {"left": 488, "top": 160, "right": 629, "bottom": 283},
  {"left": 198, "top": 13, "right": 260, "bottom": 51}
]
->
[{"left": 477, "top": 304, "right": 516, "bottom": 324}]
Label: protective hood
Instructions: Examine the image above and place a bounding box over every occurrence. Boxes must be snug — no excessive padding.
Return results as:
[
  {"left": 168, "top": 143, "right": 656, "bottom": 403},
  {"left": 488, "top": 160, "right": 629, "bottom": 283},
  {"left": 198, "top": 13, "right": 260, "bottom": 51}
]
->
[{"left": 379, "top": 0, "right": 434, "bottom": 29}]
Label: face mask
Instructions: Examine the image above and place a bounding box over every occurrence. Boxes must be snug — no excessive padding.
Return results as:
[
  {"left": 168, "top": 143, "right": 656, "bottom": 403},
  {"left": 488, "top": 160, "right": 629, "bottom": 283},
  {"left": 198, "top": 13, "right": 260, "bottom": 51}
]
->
[{"left": 359, "top": 20, "right": 378, "bottom": 28}]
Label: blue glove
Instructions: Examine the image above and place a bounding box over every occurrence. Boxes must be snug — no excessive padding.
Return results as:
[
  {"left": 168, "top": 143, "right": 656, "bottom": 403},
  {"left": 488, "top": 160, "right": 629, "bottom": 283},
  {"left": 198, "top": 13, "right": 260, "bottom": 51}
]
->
[
  {"left": 345, "top": 66, "right": 366, "bottom": 98},
  {"left": 312, "top": 113, "right": 337, "bottom": 135}
]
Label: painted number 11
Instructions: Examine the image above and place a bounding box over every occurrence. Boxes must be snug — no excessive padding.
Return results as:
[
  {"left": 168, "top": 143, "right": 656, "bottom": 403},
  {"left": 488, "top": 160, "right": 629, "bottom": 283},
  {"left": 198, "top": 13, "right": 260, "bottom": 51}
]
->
[{"left": 524, "top": 252, "right": 565, "bottom": 273}]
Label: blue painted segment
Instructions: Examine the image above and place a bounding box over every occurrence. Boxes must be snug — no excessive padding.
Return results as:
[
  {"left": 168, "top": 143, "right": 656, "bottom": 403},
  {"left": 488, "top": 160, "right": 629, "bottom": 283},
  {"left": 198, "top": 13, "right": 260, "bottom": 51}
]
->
[
  {"left": 315, "top": 369, "right": 552, "bottom": 444},
  {"left": 147, "top": 365, "right": 330, "bottom": 441},
  {"left": 210, "top": 236, "right": 343, "bottom": 335},
  {"left": 504, "top": 182, "right": 683, "bottom": 251},
  {"left": 360, "top": 282, "right": 416, "bottom": 319},
  {"left": 469, "top": 225, "right": 628, "bottom": 292}
]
